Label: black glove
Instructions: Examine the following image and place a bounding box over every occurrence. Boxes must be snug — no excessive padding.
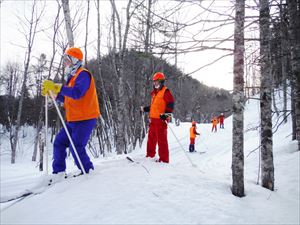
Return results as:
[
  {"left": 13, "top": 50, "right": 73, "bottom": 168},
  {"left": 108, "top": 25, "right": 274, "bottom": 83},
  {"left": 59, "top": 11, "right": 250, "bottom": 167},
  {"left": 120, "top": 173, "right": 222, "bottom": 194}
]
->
[{"left": 160, "top": 114, "right": 169, "bottom": 121}]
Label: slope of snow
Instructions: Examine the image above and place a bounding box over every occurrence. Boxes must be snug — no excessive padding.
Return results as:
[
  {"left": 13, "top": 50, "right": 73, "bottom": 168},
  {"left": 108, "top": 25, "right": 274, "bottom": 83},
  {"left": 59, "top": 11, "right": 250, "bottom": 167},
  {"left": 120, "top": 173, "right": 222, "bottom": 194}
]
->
[{"left": 0, "top": 96, "right": 299, "bottom": 224}]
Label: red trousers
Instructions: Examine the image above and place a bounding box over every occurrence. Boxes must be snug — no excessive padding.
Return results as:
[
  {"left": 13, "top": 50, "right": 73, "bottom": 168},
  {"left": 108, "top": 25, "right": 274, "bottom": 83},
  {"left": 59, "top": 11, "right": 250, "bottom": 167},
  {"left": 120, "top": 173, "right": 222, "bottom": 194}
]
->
[
  {"left": 146, "top": 118, "right": 169, "bottom": 163},
  {"left": 190, "top": 138, "right": 195, "bottom": 145},
  {"left": 212, "top": 125, "right": 217, "bottom": 132}
]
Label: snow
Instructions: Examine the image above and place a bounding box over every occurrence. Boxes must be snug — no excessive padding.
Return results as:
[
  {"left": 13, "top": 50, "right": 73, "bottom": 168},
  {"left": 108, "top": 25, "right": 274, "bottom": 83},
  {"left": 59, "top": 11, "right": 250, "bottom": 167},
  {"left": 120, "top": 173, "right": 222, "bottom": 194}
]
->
[{"left": 1, "top": 94, "right": 299, "bottom": 224}]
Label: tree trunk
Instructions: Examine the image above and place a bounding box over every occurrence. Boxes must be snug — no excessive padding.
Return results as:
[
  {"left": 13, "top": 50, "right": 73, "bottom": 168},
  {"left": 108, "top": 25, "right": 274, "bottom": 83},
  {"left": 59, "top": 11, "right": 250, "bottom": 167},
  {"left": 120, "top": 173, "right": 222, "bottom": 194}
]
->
[
  {"left": 279, "top": 0, "right": 288, "bottom": 123},
  {"left": 231, "top": 0, "right": 245, "bottom": 197},
  {"left": 39, "top": 131, "right": 44, "bottom": 171},
  {"left": 61, "top": 0, "right": 74, "bottom": 47},
  {"left": 260, "top": 0, "right": 274, "bottom": 191},
  {"left": 288, "top": 0, "right": 300, "bottom": 150},
  {"left": 84, "top": 0, "right": 90, "bottom": 67},
  {"left": 110, "top": 0, "right": 133, "bottom": 154},
  {"left": 32, "top": 120, "right": 43, "bottom": 161},
  {"left": 12, "top": 0, "right": 41, "bottom": 163},
  {"left": 291, "top": 81, "right": 297, "bottom": 140}
]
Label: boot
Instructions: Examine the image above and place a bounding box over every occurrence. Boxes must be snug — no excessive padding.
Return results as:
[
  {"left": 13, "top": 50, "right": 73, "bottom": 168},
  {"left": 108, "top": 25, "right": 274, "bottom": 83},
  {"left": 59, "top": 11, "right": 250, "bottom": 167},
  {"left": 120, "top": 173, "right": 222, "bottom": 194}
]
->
[{"left": 189, "top": 144, "right": 194, "bottom": 152}]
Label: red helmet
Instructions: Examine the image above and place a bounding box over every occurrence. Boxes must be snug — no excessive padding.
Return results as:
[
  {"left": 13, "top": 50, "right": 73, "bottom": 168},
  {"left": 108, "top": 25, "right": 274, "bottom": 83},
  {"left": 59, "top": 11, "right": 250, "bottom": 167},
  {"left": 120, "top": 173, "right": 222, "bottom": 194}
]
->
[
  {"left": 65, "top": 47, "right": 83, "bottom": 61},
  {"left": 152, "top": 72, "right": 165, "bottom": 81},
  {"left": 192, "top": 121, "right": 196, "bottom": 126}
]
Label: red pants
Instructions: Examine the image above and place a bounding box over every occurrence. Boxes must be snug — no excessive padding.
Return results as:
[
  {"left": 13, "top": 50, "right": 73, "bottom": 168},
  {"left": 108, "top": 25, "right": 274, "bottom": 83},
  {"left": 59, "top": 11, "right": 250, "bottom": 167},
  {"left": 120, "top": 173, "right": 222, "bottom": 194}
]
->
[
  {"left": 212, "top": 125, "right": 217, "bottom": 132},
  {"left": 146, "top": 118, "right": 169, "bottom": 163},
  {"left": 190, "top": 138, "right": 195, "bottom": 145}
]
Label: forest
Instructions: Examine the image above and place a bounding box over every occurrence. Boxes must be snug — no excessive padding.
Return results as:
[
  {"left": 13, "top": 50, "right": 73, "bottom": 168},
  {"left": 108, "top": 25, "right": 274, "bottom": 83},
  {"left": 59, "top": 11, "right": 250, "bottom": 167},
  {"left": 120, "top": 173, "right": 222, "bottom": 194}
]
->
[{"left": 0, "top": 0, "right": 299, "bottom": 198}]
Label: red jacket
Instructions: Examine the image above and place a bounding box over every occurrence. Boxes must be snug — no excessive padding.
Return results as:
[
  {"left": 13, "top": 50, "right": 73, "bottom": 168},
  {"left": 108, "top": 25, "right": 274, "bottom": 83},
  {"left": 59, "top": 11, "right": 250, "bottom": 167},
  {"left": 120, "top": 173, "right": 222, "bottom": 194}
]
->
[{"left": 218, "top": 115, "right": 225, "bottom": 123}]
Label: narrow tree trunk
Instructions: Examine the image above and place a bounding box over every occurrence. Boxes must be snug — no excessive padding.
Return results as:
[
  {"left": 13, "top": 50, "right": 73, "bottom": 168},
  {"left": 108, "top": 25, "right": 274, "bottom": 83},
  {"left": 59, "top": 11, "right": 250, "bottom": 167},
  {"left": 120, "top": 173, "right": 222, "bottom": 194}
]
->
[
  {"left": 280, "top": 0, "right": 288, "bottom": 123},
  {"left": 12, "top": 0, "right": 40, "bottom": 163},
  {"left": 291, "top": 81, "right": 297, "bottom": 140},
  {"left": 259, "top": 0, "right": 274, "bottom": 191},
  {"left": 84, "top": 0, "right": 90, "bottom": 67},
  {"left": 39, "top": 131, "right": 44, "bottom": 171},
  {"left": 231, "top": 0, "right": 245, "bottom": 197},
  {"left": 61, "top": 0, "right": 74, "bottom": 47},
  {"left": 110, "top": 0, "right": 133, "bottom": 154},
  {"left": 32, "top": 120, "right": 43, "bottom": 161}
]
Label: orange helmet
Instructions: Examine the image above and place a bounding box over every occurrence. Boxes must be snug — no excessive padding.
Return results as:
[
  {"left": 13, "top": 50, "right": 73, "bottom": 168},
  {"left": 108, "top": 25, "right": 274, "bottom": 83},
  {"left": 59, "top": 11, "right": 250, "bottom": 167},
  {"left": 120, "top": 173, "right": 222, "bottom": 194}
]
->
[
  {"left": 192, "top": 121, "right": 196, "bottom": 126},
  {"left": 152, "top": 72, "right": 165, "bottom": 81},
  {"left": 65, "top": 47, "right": 83, "bottom": 61}
]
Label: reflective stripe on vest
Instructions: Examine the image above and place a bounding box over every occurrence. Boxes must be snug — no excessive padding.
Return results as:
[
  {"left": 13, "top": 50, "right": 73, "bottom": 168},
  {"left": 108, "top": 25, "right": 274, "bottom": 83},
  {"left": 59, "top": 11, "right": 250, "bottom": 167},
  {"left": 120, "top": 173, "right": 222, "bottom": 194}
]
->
[
  {"left": 149, "top": 86, "right": 167, "bottom": 119},
  {"left": 190, "top": 127, "right": 196, "bottom": 139},
  {"left": 65, "top": 67, "right": 100, "bottom": 122}
]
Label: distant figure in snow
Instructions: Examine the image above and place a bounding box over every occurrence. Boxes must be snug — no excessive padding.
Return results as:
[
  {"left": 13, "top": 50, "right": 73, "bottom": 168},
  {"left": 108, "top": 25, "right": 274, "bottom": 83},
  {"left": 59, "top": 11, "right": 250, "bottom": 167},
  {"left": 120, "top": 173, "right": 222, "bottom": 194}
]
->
[
  {"left": 211, "top": 116, "right": 219, "bottom": 132},
  {"left": 140, "top": 72, "right": 174, "bottom": 163},
  {"left": 218, "top": 113, "right": 225, "bottom": 129},
  {"left": 189, "top": 121, "right": 200, "bottom": 152}
]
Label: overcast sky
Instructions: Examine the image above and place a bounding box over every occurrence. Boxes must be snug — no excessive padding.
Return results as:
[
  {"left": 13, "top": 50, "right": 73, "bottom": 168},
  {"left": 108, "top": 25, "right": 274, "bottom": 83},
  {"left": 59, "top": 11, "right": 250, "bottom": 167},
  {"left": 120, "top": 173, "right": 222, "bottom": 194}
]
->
[{"left": 0, "top": 0, "right": 242, "bottom": 91}]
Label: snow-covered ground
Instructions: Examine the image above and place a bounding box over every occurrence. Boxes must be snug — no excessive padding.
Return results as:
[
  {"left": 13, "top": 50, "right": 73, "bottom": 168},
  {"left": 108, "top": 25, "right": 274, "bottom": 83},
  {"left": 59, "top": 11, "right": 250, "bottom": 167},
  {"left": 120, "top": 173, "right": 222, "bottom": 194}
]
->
[{"left": 0, "top": 95, "right": 299, "bottom": 224}]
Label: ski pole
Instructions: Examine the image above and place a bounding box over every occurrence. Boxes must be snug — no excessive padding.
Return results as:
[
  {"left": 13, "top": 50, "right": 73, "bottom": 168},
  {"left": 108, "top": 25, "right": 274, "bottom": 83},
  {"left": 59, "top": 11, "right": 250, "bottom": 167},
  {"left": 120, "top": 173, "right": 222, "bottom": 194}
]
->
[
  {"left": 163, "top": 114, "right": 196, "bottom": 167},
  {"left": 48, "top": 91, "right": 87, "bottom": 176},
  {"left": 45, "top": 94, "right": 49, "bottom": 175}
]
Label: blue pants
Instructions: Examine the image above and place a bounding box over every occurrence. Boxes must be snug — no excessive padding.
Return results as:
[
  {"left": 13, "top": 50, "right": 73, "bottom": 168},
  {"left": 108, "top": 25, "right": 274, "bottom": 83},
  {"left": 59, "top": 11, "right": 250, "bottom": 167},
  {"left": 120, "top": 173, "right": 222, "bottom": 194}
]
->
[{"left": 53, "top": 119, "right": 96, "bottom": 173}]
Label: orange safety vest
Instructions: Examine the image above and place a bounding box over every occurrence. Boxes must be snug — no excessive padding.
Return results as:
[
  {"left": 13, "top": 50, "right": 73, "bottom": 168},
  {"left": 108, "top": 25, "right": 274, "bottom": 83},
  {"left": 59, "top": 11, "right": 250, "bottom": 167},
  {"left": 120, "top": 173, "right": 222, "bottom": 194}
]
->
[
  {"left": 190, "top": 126, "right": 196, "bottom": 139},
  {"left": 212, "top": 117, "right": 219, "bottom": 125},
  {"left": 64, "top": 67, "right": 100, "bottom": 122},
  {"left": 149, "top": 86, "right": 168, "bottom": 119}
]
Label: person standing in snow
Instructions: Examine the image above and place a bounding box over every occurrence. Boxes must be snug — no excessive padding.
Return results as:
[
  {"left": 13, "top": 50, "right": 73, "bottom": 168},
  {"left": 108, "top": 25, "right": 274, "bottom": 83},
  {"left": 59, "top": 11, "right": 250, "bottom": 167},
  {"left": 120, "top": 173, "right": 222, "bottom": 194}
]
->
[
  {"left": 218, "top": 113, "right": 225, "bottom": 129},
  {"left": 140, "top": 72, "right": 174, "bottom": 163},
  {"left": 211, "top": 116, "right": 219, "bottom": 132},
  {"left": 189, "top": 121, "right": 200, "bottom": 152},
  {"left": 42, "top": 47, "right": 100, "bottom": 175}
]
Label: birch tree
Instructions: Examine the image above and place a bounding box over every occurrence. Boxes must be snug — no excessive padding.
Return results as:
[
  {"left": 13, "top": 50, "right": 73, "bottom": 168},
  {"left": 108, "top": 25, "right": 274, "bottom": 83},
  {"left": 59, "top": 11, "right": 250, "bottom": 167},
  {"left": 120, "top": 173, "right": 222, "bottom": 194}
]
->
[
  {"left": 287, "top": 0, "right": 300, "bottom": 150},
  {"left": 61, "top": 0, "right": 74, "bottom": 47},
  {"left": 84, "top": 0, "right": 90, "bottom": 67},
  {"left": 231, "top": 0, "right": 245, "bottom": 197},
  {"left": 94, "top": 0, "right": 113, "bottom": 156},
  {"left": 109, "top": 0, "right": 135, "bottom": 154},
  {"left": 11, "top": 0, "right": 44, "bottom": 163},
  {"left": 259, "top": 0, "right": 274, "bottom": 191}
]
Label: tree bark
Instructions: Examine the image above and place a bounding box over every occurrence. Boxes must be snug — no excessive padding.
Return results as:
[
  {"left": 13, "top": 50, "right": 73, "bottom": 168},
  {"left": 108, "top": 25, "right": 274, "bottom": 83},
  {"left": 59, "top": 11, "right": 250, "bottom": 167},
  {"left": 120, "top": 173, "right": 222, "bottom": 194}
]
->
[
  {"left": 259, "top": 0, "right": 275, "bottom": 191},
  {"left": 84, "top": 0, "right": 90, "bottom": 67},
  {"left": 231, "top": 0, "right": 245, "bottom": 197},
  {"left": 288, "top": 0, "right": 300, "bottom": 150},
  {"left": 11, "top": 0, "right": 42, "bottom": 163},
  {"left": 61, "top": 0, "right": 74, "bottom": 47}
]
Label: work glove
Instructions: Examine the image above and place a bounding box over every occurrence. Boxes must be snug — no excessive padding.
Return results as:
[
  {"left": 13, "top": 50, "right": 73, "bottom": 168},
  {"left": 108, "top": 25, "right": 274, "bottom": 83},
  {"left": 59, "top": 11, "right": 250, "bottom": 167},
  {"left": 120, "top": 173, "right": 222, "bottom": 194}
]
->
[
  {"left": 160, "top": 113, "right": 171, "bottom": 121},
  {"left": 42, "top": 80, "right": 62, "bottom": 97}
]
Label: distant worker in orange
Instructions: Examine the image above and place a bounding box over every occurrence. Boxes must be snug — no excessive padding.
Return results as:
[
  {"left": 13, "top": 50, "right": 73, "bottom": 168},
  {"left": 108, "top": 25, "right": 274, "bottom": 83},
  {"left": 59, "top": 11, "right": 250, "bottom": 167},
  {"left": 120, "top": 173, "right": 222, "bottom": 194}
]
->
[
  {"left": 211, "top": 116, "right": 219, "bottom": 132},
  {"left": 140, "top": 72, "right": 174, "bottom": 163},
  {"left": 218, "top": 113, "right": 225, "bottom": 129},
  {"left": 189, "top": 121, "right": 200, "bottom": 152}
]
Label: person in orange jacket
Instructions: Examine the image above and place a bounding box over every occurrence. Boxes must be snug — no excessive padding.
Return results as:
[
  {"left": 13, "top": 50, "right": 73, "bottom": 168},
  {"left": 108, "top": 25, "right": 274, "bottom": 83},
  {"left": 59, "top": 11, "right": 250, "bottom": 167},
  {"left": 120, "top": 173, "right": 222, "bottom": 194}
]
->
[
  {"left": 42, "top": 47, "right": 100, "bottom": 175},
  {"left": 141, "top": 72, "right": 174, "bottom": 163},
  {"left": 189, "top": 121, "right": 200, "bottom": 152},
  {"left": 211, "top": 116, "right": 219, "bottom": 132},
  {"left": 218, "top": 113, "right": 225, "bottom": 129}
]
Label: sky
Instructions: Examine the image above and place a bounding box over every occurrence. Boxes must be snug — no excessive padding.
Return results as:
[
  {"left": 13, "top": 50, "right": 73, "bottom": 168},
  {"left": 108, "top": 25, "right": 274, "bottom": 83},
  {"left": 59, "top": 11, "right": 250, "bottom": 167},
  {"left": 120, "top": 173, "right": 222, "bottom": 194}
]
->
[
  {"left": 0, "top": 0, "right": 238, "bottom": 91},
  {"left": 1, "top": 89, "right": 299, "bottom": 224}
]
